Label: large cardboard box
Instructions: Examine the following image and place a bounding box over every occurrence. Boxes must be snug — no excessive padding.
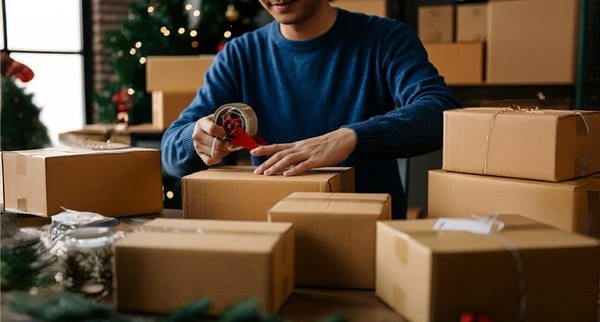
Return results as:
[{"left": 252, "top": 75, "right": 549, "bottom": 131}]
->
[
  {"left": 443, "top": 107, "right": 600, "bottom": 182},
  {"left": 114, "top": 218, "right": 294, "bottom": 315},
  {"left": 376, "top": 214, "right": 600, "bottom": 322},
  {"left": 183, "top": 166, "right": 354, "bottom": 221},
  {"left": 333, "top": 0, "right": 387, "bottom": 17},
  {"left": 151, "top": 91, "right": 195, "bottom": 130},
  {"left": 456, "top": 3, "right": 487, "bottom": 42},
  {"left": 418, "top": 5, "right": 455, "bottom": 43},
  {"left": 428, "top": 169, "right": 600, "bottom": 238},
  {"left": 146, "top": 55, "right": 214, "bottom": 92},
  {"left": 268, "top": 192, "right": 391, "bottom": 289},
  {"left": 423, "top": 42, "right": 484, "bottom": 85},
  {"left": 1, "top": 147, "right": 163, "bottom": 217},
  {"left": 486, "top": 0, "right": 579, "bottom": 84}
]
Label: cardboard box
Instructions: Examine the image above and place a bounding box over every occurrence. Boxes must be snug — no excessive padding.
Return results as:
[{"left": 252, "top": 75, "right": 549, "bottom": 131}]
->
[
  {"left": 423, "top": 42, "right": 484, "bottom": 85},
  {"left": 182, "top": 166, "right": 354, "bottom": 221},
  {"left": 376, "top": 214, "right": 600, "bottom": 322},
  {"left": 443, "top": 107, "right": 600, "bottom": 181},
  {"left": 456, "top": 3, "right": 487, "bottom": 42},
  {"left": 486, "top": 0, "right": 579, "bottom": 84},
  {"left": 114, "top": 218, "right": 294, "bottom": 315},
  {"left": 146, "top": 55, "right": 214, "bottom": 92},
  {"left": 2, "top": 147, "right": 163, "bottom": 217},
  {"left": 268, "top": 192, "right": 391, "bottom": 289},
  {"left": 418, "top": 5, "right": 455, "bottom": 43},
  {"left": 428, "top": 169, "right": 600, "bottom": 238},
  {"left": 151, "top": 91, "right": 195, "bottom": 130},
  {"left": 333, "top": 0, "right": 387, "bottom": 17}
]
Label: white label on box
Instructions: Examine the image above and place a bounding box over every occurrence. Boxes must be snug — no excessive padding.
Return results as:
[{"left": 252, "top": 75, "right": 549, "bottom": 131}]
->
[{"left": 433, "top": 215, "right": 505, "bottom": 235}]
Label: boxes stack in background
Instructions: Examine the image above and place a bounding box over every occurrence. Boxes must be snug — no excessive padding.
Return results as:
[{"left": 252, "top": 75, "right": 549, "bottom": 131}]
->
[
  {"left": 331, "top": 0, "right": 387, "bottom": 17},
  {"left": 114, "top": 218, "right": 294, "bottom": 315},
  {"left": 182, "top": 166, "right": 355, "bottom": 221},
  {"left": 417, "top": 0, "right": 579, "bottom": 85},
  {"left": 428, "top": 107, "right": 600, "bottom": 237},
  {"left": 1, "top": 147, "right": 163, "bottom": 217},
  {"left": 145, "top": 55, "right": 214, "bottom": 130},
  {"left": 375, "top": 214, "right": 600, "bottom": 322},
  {"left": 269, "top": 192, "right": 391, "bottom": 289}
]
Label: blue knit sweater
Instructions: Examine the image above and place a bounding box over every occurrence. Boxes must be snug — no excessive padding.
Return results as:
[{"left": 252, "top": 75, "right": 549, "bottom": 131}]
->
[{"left": 160, "top": 8, "right": 461, "bottom": 219}]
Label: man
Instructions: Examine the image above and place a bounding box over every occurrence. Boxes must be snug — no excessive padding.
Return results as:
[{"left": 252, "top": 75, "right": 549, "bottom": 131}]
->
[{"left": 160, "top": 0, "right": 462, "bottom": 219}]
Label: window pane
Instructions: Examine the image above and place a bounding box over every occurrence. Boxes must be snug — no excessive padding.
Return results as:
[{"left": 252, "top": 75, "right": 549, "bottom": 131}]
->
[
  {"left": 5, "top": 0, "right": 82, "bottom": 51},
  {"left": 11, "top": 53, "right": 85, "bottom": 146}
]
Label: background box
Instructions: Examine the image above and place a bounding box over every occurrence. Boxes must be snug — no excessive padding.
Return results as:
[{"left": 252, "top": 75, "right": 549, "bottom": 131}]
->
[
  {"left": 423, "top": 42, "right": 484, "bottom": 85},
  {"left": 418, "top": 5, "right": 455, "bottom": 42},
  {"left": 428, "top": 169, "right": 600, "bottom": 238},
  {"left": 442, "top": 108, "right": 600, "bottom": 182},
  {"left": 151, "top": 91, "right": 195, "bottom": 130},
  {"left": 486, "top": 0, "right": 579, "bottom": 84},
  {"left": 376, "top": 215, "right": 600, "bottom": 322},
  {"left": 269, "top": 192, "right": 391, "bottom": 289},
  {"left": 332, "top": 0, "right": 387, "bottom": 17},
  {"left": 114, "top": 218, "right": 294, "bottom": 315},
  {"left": 456, "top": 3, "right": 487, "bottom": 42},
  {"left": 2, "top": 147, "right": 163, "bottom": 217},
  {"left": 146, "top": 55, "right": 214, "bottom": 92},
  {"left": 182, "top": 166, "right": 355, "bottom": 221}
]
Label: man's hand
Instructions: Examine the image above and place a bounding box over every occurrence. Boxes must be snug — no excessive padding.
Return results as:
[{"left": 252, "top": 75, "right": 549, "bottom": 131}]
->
[
  {"left": 192, "top": 114, "right": 232, "bottom": 165},
  {"left": 250, "top": 128, "right": 356, "bottom": 176}
]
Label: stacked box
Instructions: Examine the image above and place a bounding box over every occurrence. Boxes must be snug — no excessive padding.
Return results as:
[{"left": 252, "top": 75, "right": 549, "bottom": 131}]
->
[
  {"left": 114, "top": 218, "right": 294, "bottom": 315},
  {"left": 332, "top": 0, "right": 387, "bottom": 17},
  {"left": 269, "top": 192, "right": 391, "bottom": 289},
  {"left": 146, "top": 55, "right": 214, "bottom": 130},
  {"left": 423, "top": 42, "right": 484, "bottom": 85},
  {"left": 375, "top": 214, "right": 600, "bottom": 322},
  {"left": 1, "top": 147, "right": 163, "bottom": 217},
  {"left": 182, "top": 166, "right": 354, "bottom": 221}
]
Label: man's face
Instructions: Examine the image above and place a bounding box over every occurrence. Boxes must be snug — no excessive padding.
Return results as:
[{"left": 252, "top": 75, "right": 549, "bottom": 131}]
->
[{"left": 258, "top": 0, "right": 324, "bottom": 26}]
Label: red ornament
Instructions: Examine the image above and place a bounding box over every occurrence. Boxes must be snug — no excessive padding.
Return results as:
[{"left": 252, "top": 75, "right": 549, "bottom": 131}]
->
[
  {"left": 112, "top": 88, "right": 132, "bottom": 124},
  {"left": 217, "top": 42, "right": 225, "bottom": 52},
  {"left": 1, "top": 52, "right": 35, "bottom": 82},
  {"left": 460, "top": 312, "right": 495, "bottom": 322}
]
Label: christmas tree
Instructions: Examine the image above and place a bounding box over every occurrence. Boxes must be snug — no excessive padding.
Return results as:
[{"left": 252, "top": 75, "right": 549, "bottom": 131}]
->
[
  {"left": 95, "top": 0, "right": 264, "bottom": 125},
  {"left": 1, "top": 51, "right": 51, "bottom": 151}
]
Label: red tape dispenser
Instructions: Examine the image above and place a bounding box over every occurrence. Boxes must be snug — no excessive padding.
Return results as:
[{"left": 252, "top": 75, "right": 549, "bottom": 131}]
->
[{"left": 213, "top": 103, "right": 268, "bottom": 151}]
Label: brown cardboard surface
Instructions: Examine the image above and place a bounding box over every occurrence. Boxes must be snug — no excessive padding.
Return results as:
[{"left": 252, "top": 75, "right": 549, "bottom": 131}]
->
[
  {"left": 114, "top": 218, "right": 294, "bottom": 315},
  {"left": 375, "top": 214, "right": 600, "bottom": 322},
  {"left": 418, "top": 5, "right": 455, "bottom": 43},
  {"left": 423, "top": 42, "right": 484, "bottom": 85},
  {"left": 428, "top": 169, "right": 600, "bottom": 238},
  {"left": 146, "top": 55, "right": 214, "bottom": 92},
  {"left": 333, "top": 0, "right": 387, "bottom": 17},
  {"left": 269, "top": 192, "right": 391, "bottom": 289},
  {"left": 151, "top": 91, "right": 195, "bottom": 130},
  {"left": 2, "top": 147, "right": 163, "bottom": 217},
  {"left": 486, "top": 0, "right": 579, "bottom": 84},
  {"left": 456, "top": 3, "right": 487, "bottom": 42},
  {"left": 442, "top": 107, "right": 600, "bottom": 182},
  {"left": 182, "top": 166, "right": 354, "bottom": 221}
]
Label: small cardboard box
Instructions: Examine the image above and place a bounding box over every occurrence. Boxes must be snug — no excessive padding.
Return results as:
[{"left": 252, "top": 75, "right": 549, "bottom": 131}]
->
[
  {"left": 423, "top": 42, "right": 484, "bottom": 85},
  {"left": 443, "top": 107, "right": 600, "bottom": 182},
  {"left": 182, "top": 166, "right": 354, "bottom": 221},
  {"left": 418, "top": 5, "right": 455, "bottom": 43},
  {"left": 114, "top": 218, "right": 294, "bottom": 315},
  {"left": 376, "top": 214, "right": 600, "bottom": 322},
  {"left": 146, "top": 55, "right": 214, "bottom": 92},
  {"left": 456, "top": 3, "right": 487, "bottom": 42},
  {"left": 151, "top": 91, "right": 195, "bottom": 130},
  {"left": 333, "top": 0, "right": 387, "bottom": 17},
  {"left": 268, "top": 192, "right": 391, "bottom": 289},
  {"left": 428, "top": 169, "right": 600, "bottom": 238},
  {"left": 486, "top": 0, "right": 579, "bottom": 84},
  {"left": 1, "top": 147, "right": 163, "bottom": 217}
]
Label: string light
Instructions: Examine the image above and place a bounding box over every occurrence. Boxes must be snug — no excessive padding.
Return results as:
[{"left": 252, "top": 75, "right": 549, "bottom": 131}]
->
[
  {"left": 189, "top": 30, "right": 198, "bottom": 37},
  {"left": 193, "top": 10, "right": 200, "bottom": 17},
  {"left": 139, "top": 57, "right": 147, "bottom": 64},
  {"left": 178, "top": 27, "right": 186, "bottom": 35},
  {"left": 147, "top": 6, "right": 155, "bottom": 14},
  {"left": 184, "top": 3, "right": 192, "bottom": 11},
  {"left": 191, "top": 41, "right": 199, "bottom": 48},
  {"left": 160, "top": 26, "right": 171, "bottom": 36},
  {"left": 129, "top": 48, "right": 137, "bottom": 55},
  {"left": 135, "top": 41, "right": 142, "bottom": 49},
  {"left": 127, "top": 88, "right": 135, "bottom": 95},
  {"left": 224, "top": 30, "right": 232, "bottom": 39}
]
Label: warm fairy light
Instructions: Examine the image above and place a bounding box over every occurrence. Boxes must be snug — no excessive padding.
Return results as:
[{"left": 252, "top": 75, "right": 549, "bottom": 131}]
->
[
  {"left": 191, "top": 41, "right": 199, "bottom": 48},
  {"left": 184, "top": 3, "right": 192, "bottom": 11},
  {"left": 135, "top": 41, "right": 142, "bottom": 48},
  {"left": 224, "top": 30, "right": 232, "bottom": 38},
  {"left": 129, "top": 48, "right": 136, "bottom": 55},
  {"left": 139, "top": 57, "right": 147, "bottom": 64},
  {"left": 160, "top": 26, "right": 171, "bottom": 36},
  {"left": 147, "top": 6, "right": 154, "bottom": 13},
  {"left": 189, "top": 30, "right": 198, "bottom": 37},
  {"left": 166, "top": 191, "right": 174, "bottom": 199},
  {"left": 193, "top": 10, "right": 200, "bottom": 17},
  {"left": 178, "top": 27, "right": 186, "bottom": 34},
  {"left": 127, "top": 88, "right": 135, "bottom": 95}
]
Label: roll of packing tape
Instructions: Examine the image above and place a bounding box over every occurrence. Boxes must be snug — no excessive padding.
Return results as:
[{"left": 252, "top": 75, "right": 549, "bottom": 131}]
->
[{"left": 213, "top": 103, "right": 264, "bottom": 151}]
